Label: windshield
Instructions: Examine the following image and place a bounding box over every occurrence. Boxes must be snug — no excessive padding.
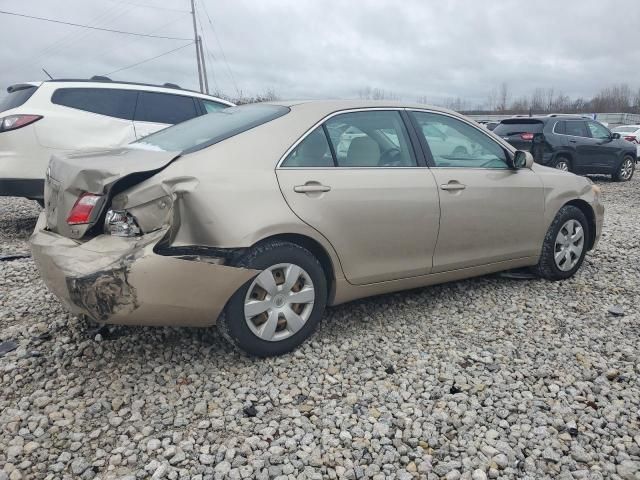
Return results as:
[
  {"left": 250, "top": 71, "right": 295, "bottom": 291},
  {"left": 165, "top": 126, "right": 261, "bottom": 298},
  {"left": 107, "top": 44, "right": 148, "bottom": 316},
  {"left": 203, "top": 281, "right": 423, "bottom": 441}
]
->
[
  {"left": 131, "top": 104, "right": 290, "bottom": 153},
  {"left": 0, "top": 86, "right": 37, "bottom": 113}
]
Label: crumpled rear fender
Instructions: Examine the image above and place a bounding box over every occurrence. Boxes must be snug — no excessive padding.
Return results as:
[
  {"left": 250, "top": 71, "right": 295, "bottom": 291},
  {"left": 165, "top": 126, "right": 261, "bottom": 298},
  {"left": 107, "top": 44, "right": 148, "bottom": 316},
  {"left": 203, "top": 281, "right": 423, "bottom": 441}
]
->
[{"left": 30, "top": 214, "right": 258, "bottom": 326}]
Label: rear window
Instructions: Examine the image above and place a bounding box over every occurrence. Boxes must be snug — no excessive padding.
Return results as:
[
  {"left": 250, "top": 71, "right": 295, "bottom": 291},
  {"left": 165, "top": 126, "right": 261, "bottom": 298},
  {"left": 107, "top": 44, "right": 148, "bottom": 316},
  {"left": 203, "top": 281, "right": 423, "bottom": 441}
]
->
[
  {"left": 52, "top": 88, "right": 137, "bottom": 120},
  {"left": 0, "top": 86, "right": 37, "bottom": 113},
  {"left": 135, "top": 91, "right": 199, "bottom": 124},
  {"left": 130, "top": 104, "right": 290, "bottom": 153},
  {"left": 493, "top": 121, "right": 544, "bottom": 136}
]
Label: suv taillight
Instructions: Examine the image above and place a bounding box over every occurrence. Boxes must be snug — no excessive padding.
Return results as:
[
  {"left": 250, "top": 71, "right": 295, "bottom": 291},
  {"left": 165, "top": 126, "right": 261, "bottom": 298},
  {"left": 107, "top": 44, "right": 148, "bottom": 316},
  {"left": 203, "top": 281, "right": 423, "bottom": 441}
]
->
[
  {"left": 623, "top": 135, "right": 637, "bottom": 143},
  {"left": 66, "top": 193, "right": 102, "bottom": 225},
  {"left": 520, "top": 132, "right": 534, "bottom": 141},
  {"left": 0, "top": 114, "right": 42, "bottom": 132}
]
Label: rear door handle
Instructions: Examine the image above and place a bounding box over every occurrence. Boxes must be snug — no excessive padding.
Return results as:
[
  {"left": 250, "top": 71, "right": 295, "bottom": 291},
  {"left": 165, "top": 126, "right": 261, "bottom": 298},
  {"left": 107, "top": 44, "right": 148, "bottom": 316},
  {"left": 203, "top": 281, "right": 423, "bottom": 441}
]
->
[
  {"left": 440, "top": 182, "right": 466, "bottom": 191},
  {"left": 569, "top": 140, "right": 577, "bottom": 143},
  {"left": 294, "top": 183, "right": 331, "bottom": 193}
]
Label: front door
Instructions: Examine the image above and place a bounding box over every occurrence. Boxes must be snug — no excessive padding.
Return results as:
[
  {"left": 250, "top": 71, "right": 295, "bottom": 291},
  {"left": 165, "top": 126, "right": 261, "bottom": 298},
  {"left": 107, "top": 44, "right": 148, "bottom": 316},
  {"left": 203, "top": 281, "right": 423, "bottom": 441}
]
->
[
  {"left": 276, "top": 110, "right": 441, "bottom": 285},
  {"left": 409, "top": 110, "right": 545, "bottom": 273},
  {"left": 583, "top": 121, "right": 619, "bottom": 172}
]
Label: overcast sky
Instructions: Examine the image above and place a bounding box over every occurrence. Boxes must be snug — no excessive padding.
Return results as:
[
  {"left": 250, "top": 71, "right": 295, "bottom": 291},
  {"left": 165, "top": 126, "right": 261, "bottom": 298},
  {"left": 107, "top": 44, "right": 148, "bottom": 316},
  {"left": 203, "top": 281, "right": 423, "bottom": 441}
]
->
[{"left": 1, "top": 0, "right": 638, "bottom": 107}]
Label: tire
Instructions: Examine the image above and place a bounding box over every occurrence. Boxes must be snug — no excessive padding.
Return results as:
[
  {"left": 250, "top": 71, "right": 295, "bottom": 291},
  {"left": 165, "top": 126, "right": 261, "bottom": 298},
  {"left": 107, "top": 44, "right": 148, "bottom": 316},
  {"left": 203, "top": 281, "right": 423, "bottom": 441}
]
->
[
  {"left": 554, "top": 157, "right": 571, "bottom": 172},
  {"left": 533, "top": 205, "right": 589, "bottom": 281},
  {"left": 612, "top": 155, "right": 635, "bottom": 182},
  {"left": 218, "top": 240, "right": 327, "bottom": 357}
]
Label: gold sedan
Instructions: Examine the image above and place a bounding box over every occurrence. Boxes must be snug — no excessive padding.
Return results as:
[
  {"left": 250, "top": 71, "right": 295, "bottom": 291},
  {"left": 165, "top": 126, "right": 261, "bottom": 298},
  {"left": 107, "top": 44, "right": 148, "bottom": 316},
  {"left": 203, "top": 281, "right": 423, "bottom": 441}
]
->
[{"left": 30, "top": 101, "right": 604, "bottom": 356}]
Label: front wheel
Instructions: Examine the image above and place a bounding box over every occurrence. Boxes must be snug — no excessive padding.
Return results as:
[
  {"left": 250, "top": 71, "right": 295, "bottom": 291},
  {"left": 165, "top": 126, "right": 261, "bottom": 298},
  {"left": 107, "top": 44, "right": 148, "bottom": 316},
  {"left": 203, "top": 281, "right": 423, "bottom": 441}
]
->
[
  {"left": 218, "top": 240, "right": 327, "bottom": 357},
  {"left": 554, "top": 157, "right": 571, "bottom": 172},
  {"left": 534, "top": 205, "right": 589, "bottom": 280},
  {"left": 612, "top": 156, "right": 635, "bottom": 182}
]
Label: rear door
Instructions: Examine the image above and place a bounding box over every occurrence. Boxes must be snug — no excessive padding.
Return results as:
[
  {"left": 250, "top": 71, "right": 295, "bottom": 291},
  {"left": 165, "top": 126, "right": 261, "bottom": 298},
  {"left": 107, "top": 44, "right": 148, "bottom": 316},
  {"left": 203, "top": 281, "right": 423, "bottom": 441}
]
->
[
  {"left": 409, "top": 110, "right": 545, "bottom": 272},
  {"left": 561, "top": 120, "right": 593, "bottom": 172},
  {"left": 39, "top": 87, "right": 137, "bottom": 150},
  {"left": 276, "top": 109, "right": 441, "bottom": 285},
  {"left": 133, "top": 91, "right": 200, "bottom": 138}
]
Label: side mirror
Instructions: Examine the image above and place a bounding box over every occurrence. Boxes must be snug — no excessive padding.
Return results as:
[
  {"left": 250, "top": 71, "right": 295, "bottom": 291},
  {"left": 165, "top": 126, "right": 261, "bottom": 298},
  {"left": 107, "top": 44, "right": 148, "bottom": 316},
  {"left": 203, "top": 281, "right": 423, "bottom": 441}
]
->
[
  {"left": 611, "top": 132, "right": 621, "bottom": 140},
  {"left": 513, "top": 150, "right": 534, "bottom": 169}
]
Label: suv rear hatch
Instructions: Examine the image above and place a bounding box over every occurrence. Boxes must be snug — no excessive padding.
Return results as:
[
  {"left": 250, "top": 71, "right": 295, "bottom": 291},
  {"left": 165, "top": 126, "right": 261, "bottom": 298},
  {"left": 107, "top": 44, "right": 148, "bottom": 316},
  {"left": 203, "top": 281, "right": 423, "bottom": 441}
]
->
[
  {"left": 0, "top": 83, "right": 41, "bottom": 113},
  {"left": 493, "top": 119, "right": 545, "bottom": 151},
  {"left": 45, "top": 147, "right": 179, "bottom": 239}
]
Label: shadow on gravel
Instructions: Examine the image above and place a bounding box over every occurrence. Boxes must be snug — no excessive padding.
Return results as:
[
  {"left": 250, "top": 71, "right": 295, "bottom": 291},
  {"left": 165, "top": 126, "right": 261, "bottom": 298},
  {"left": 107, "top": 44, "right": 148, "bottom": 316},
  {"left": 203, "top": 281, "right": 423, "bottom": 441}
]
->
[{"left": 0, "top": 216, "right": 38, "bottom": 240}]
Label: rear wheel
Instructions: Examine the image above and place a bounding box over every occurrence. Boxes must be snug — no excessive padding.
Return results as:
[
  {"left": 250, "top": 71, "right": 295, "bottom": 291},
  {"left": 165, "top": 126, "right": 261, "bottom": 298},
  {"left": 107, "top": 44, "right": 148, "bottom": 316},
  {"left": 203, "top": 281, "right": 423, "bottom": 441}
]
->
[
  {"left": 554, "top": 157, "right": 571, "bottom": 172},
  {"left": 218, "top": 240, "right": 327, "bottom": 357},
  {"left": 534, "top": 205, "right": 589, "bottom": 280},
  {"left": 612, "top": 156, "right": 635, "bottom": 182}
]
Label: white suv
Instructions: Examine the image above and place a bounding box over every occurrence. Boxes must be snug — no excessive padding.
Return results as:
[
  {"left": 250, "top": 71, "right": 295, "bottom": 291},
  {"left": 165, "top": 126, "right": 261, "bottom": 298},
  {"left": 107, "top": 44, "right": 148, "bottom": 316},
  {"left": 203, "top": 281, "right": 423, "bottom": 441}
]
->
[{"left": 0, "top": 78, "right": 233, "bottom": 202}]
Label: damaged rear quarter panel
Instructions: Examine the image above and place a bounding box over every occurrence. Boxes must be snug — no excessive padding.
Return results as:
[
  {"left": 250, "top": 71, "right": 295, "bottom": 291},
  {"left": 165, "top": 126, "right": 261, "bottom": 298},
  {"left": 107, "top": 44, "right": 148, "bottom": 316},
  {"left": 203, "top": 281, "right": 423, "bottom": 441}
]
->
[{"left": 30, "top": 216, "right": 259, "bottom": 326}]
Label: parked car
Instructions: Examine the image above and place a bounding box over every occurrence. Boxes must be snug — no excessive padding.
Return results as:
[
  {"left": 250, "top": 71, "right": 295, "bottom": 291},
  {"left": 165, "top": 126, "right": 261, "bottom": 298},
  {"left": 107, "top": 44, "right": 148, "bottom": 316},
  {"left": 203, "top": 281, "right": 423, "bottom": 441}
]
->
[
  {"left": 30, "top": 101, "right": 604, "bottom": 357},
  {"left": 0, "top": 77, "right": 233, "bottom": 202},
  {"left": 493, "top": 116, "right": 636, "bottom": 181},
  {"left": 611, "top": 125, "right": 640, "bottom": 159}
]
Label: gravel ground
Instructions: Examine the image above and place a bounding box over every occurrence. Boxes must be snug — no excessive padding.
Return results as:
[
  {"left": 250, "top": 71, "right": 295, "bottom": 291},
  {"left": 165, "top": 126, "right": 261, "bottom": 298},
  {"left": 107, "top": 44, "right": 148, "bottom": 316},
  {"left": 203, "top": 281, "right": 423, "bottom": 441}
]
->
[{"left": 0, "top": 177, "right": 639, "bottom": 480}]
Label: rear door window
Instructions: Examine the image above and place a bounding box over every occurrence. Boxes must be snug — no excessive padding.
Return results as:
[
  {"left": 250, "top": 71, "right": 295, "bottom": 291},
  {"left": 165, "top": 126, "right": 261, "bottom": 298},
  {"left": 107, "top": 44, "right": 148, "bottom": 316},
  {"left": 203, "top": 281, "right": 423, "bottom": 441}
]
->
[
  {"left": 324, "top": 110, "right": 416, "bottom": 167},
  {"left": 281, "top": 127, "right": 334, "bottom": 167},
  {"left": 135, "top": 92, "right": 199, "bottom": 124},
  {"left": 0, "top": 86, "right": 38, "bottom": 113},
  {"left": 564, "top": 121, "right": 589, "bottom": 137},
  {"left": 51, "top": 88, "right": 137, "bottom": 120}
]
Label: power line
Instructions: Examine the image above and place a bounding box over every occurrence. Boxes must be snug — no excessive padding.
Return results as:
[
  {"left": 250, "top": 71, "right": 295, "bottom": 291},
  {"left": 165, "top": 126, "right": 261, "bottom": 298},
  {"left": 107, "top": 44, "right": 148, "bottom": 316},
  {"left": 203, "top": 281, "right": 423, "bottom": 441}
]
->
[
  {"left": 105, "top": 42, "right": 194, "bottom": 75},
  {"left": 198, "top": 0, "right": 239, "bottom": 95},
  {"left": 0, "top": 9, "right": 191, "bottom": 40}
]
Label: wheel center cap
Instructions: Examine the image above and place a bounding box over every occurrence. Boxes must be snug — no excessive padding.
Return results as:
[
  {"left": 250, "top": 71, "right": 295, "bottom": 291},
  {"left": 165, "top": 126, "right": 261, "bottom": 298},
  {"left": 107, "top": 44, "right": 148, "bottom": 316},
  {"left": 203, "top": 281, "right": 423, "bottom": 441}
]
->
[{"left": 273, "top": 295, "right": 286, "bottom": 307}]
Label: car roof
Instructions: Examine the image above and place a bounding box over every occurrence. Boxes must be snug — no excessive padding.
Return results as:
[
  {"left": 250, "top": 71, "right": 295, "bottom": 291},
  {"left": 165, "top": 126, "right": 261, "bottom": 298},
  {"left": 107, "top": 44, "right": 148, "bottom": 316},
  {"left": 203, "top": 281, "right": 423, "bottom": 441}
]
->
[
  {"left": 8, "top": 79, "right": 234, "bottom": 106},
  {"left": 614, "top": 124, "right": 640, "bottom": 129},
  {"left": 266, "top": 99, "right": 460, "bottom": 117}
]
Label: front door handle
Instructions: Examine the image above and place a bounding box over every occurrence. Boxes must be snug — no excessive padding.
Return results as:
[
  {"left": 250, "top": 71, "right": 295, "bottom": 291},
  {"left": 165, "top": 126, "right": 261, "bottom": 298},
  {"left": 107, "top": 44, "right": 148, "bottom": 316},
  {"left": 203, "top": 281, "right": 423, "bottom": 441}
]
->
[
  {"left": 569, "top": 140, "right": 577, "bottom": 143},
  {"left": 294, "top": 183, "right": 331, "bottom": 193},
  {"left": 440, "top": 182, "right": 466, "bottom": 191}
]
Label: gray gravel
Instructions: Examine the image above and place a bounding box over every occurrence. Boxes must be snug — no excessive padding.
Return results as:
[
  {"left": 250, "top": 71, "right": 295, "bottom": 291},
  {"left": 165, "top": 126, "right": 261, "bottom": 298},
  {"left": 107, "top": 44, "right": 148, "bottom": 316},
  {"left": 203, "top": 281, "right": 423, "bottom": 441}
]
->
[{"left": 1, "top": 177, "right": 639, "bottom": 480}]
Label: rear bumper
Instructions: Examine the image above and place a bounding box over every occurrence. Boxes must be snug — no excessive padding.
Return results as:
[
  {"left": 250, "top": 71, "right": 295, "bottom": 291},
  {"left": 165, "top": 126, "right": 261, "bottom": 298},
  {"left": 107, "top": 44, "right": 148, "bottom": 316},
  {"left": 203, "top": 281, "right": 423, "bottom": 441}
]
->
[
  {"left": 29, "top": 214, "right": 257, "bottom": 327},
  {"left": 0, "top": 178, "right": 44, "bottom": 199}
]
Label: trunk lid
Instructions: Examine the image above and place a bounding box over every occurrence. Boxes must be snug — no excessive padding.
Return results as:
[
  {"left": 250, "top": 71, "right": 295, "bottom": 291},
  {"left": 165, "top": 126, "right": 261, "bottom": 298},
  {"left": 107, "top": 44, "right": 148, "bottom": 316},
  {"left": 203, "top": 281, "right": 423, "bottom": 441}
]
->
[{"left": 45, "top": 146, "right": 179, "bottom": 239}]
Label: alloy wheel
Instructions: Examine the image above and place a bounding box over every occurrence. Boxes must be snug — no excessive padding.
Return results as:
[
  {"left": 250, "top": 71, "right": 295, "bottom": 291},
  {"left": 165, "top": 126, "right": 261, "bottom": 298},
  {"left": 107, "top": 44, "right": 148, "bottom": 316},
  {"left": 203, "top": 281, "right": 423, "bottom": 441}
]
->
[
  {"left": 555, "top": 160, "right": 569, "bottom": 171},
  {"left": 620, "top": 158, "right": 634, "bottom": 180},
  {"left": 554, "top": 219, "right": 584, "bottom": 271},
  {"left": 244, "top": 263, "right": 315, "bottom": 342}
]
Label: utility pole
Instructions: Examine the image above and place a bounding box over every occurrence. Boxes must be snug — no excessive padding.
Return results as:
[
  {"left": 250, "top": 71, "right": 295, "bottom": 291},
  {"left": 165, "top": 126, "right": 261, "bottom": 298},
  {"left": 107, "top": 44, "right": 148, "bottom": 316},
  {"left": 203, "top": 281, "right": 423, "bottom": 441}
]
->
[
  {"left": 198, "top": 35, "right": 209, "bottom": 94},
  {"left": 190, "top": 0, "right": 203, "bottom": 93}
]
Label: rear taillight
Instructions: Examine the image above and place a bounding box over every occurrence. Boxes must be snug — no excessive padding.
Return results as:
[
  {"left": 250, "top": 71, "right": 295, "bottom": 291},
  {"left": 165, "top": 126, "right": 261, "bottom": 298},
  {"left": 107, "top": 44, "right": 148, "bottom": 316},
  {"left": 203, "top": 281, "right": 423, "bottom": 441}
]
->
[
  {"left": 623, "top": 135, "right": 637, "bottom": 143},
  {"left": 0, "top": 114, "right": 42, "bottom": 132},
  {"left": 66, "top": 193, "right": 102, "bottom": 225},
  {"left": 520, "top": 132, "right": 534, "bottom": 141}
]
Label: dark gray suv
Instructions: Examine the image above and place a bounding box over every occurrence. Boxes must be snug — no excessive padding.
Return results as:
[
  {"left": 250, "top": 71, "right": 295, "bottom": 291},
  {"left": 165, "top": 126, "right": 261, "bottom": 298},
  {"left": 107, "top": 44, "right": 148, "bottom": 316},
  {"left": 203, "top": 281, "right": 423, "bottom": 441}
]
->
[{"left": 493, "top": 116, "right": 636, "bottom": 181}]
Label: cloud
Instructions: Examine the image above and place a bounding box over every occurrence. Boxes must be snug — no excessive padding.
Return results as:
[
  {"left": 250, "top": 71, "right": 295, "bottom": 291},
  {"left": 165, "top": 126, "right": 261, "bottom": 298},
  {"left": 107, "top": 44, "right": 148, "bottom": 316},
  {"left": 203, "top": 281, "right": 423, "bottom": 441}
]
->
[{"left": 1, "top": 0, "right": 638, "bottom": 106}]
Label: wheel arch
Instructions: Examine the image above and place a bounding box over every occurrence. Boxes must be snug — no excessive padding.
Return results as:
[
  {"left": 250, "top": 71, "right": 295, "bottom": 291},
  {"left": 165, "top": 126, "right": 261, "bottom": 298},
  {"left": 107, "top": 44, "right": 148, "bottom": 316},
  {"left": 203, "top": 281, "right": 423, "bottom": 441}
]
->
[
  {"left": 250, "top": 233, "right": 338, "bottom": 304},
  {"left": 563, "top": 199, "right": 596, "bottom": 250},
  {"left": 554, "top": 151, "right": 574, "bottom": 167}
]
